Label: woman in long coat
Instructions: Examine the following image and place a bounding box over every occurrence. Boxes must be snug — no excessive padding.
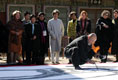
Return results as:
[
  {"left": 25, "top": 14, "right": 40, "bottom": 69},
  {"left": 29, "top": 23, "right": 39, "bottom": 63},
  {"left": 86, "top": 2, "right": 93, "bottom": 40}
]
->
[
  {"left": 7, "top": 10, "right": 23, "bottom": 64},
  {"left": 95, "top": 10, "right": 113, "bottom": 63},
  {"left": 48, "top": 9, "right": 64, "bottom": 64},
  {"left": 36, "top": 12, "right": 49, "bottom": 65},
  {"left": 76, "top": 10, "right": 91, "bottom": 37},
  {"left": 111, "top": 9, "right": 118, "bottom": 62}
]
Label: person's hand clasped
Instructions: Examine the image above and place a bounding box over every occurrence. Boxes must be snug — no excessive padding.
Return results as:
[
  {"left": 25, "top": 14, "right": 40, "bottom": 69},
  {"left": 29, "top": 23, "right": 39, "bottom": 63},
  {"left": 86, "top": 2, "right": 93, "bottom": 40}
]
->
[
  {"left": 33, "top": 36, "right": 36, "bottom": 40},
  {"left": 16, "top": 32, "right": 20, "bottom": 36}
]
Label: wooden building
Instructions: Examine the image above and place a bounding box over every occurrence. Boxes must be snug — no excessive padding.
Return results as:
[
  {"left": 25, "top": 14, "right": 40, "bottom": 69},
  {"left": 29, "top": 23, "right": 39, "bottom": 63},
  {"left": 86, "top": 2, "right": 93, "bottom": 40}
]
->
[{"left": 0, "top": 0, "right": 117, "bottom": 33}]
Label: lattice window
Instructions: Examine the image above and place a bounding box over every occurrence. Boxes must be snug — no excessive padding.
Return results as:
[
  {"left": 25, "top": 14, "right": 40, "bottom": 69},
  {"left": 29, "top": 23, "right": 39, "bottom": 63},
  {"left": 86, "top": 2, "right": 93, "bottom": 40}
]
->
[{"left": 89, "top": 0, "right": 102, "bottom": 5}]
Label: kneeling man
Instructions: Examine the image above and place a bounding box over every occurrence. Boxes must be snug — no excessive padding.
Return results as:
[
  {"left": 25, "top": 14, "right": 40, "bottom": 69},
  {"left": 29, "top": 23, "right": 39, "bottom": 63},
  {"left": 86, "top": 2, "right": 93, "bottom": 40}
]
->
[{"left": 64, "top": 33, "right": 97, "bottom": 70}]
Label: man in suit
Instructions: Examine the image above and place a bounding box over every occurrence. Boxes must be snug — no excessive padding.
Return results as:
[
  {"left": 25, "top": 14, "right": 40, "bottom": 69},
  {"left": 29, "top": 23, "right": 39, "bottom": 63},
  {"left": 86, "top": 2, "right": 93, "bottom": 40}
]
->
[
  {"left": 25, "top": 15, "right": 41, "bottom": 64},
  {"left": 22, "top": 11, "right": 30, "bottom": 63},
  {"left": 64, "top": 33, "right": 97, "bottom": 70}
]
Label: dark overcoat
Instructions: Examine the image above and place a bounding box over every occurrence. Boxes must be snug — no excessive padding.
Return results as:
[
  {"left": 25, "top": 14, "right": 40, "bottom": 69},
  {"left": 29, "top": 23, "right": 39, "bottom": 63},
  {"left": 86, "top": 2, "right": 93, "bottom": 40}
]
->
[
  {"left": 0, "top": 20, "right": 9, "bottom": 53},
  {"left": 64, "top": 35, "right": 93, "bottom": 66},
  {"left": 95, "top": 17, "right": 113, "bottom": 54},
  {"left": 36, "top": 20, "right": 49, "bottom": 54},
  {"left": 112, "top": 18, "right": 118, "bottom": 54},
  {"left": 76, "top": 19, "right": 91, "bottom": 37}
]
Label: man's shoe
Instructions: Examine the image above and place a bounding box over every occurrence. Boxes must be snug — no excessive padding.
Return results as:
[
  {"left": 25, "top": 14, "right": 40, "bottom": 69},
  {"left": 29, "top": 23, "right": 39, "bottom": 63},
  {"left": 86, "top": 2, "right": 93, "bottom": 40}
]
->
[
  {"left": 56, "top": 62, "right": 60, "bottom": 64},
  {"left": 101, "top": 59, "right": 107, "bottom": 63},
  {"left": 68, "top": 60, "right": 72, "bottom": 64},
  {"left": 75, "top": 66, "right": 82, "bottom": 70},
  {"left": 52, "top": 62, "right": 55, "bottom": 64}
]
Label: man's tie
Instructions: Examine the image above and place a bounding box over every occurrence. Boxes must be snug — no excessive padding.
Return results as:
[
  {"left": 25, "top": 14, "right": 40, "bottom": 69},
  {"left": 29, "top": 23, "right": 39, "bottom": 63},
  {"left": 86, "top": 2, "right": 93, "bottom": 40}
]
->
[{"left": 32, "top": 24, "right": 34, "bottom": 34}]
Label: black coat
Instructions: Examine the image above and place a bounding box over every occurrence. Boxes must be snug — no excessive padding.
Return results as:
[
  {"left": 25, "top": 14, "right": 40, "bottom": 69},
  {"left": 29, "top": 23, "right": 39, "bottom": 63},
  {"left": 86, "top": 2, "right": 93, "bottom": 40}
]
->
[
  {"left": 36, "top": 20, "right": 49, "bottom": 53},
  {"left": 112, "top": 18, "right": 118, "bottom": 54},
  {"left": 25, "top": 23, "right": 41, "bottom": 51},
  {"left": 21, "top": 21, "right": 29, "bottom": 51},
  {"left": 65, "top": 35, "right": 92, "bottom": 66},
  {"left": 95, "top": 17, "right": 113, "bottom": 49},
  {"left": 0, "top": 20, "right": 9, "bottom": 53},
  {"left": 76, "top": 19, "right": 91, "bottom": 37}
]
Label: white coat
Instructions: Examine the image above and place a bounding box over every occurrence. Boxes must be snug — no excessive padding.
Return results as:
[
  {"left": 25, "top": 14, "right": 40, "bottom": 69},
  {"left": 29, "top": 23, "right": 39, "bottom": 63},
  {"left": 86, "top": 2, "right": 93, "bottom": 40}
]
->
[{"left": 48, "top": 18, "right": 64, "bottom": 53}]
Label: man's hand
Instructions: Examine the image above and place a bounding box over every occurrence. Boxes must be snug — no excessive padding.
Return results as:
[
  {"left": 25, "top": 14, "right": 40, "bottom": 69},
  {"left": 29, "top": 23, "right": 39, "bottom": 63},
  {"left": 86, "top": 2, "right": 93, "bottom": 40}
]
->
[
  {"left": 16, "top": 32, "right": 20, "bottom": 36},
  {"left": 33, "top": 36, "right": 36, "bottom": 40},
  {"left": 103, "top": 25, "right": 109, "bottom": 28},
  {"left": 87, "top": 59, "right": 95, "bottom": 64}
]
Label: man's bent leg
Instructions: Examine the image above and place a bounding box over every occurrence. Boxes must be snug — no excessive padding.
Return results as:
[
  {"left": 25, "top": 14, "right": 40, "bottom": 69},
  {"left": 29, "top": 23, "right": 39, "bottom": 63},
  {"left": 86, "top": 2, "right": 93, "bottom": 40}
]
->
[{"left": 71, "top": 48, "right": 81, "bottom": 69}]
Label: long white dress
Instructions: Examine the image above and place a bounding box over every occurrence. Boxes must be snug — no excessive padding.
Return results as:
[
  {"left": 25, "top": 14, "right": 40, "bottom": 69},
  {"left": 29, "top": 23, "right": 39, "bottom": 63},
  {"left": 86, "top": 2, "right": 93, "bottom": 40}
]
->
[{"left": 48, "top": 18, "right": 64, "bottom": 53}]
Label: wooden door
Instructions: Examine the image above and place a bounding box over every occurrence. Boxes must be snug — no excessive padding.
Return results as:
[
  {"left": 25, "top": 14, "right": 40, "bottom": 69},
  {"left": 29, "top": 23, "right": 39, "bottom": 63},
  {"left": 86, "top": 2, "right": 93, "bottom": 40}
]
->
[{"left": 0, "top": 12, "right": 6, "bottom": 24}]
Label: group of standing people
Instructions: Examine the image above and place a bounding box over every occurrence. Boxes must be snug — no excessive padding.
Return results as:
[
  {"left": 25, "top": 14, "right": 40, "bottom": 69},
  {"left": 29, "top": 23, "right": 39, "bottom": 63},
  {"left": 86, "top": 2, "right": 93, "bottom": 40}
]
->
[
  {"left": 0, "top": 8, "right": 118, "bottom": 65},
  {"left": 5, "top": 9, "right": 64, "bottom": 65},
  {"left": 6, "top": 11, "right": 49, "bottom": 65}
]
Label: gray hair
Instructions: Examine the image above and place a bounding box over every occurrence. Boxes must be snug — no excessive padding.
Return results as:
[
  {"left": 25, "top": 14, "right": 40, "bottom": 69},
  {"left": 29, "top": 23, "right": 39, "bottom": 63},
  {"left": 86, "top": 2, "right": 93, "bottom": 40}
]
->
[
  {"left": 88, "top": 33, "right": 97, "bottom": 41},
  {"left": 101, "top": 10, "right": 110, "bottom": 17}
]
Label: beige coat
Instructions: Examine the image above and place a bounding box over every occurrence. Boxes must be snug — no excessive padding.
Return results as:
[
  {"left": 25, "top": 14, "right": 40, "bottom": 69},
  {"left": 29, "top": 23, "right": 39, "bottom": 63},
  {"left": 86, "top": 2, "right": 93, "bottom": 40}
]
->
[{"left": 48, "top": 18, "right": 64, "bottom": 53}]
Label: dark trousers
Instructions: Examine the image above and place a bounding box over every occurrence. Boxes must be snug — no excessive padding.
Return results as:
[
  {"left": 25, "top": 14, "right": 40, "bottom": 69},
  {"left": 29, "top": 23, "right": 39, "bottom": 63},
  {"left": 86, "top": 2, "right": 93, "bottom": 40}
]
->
[
  {"left": 71, "top": 47, "right": 81, "bottom": 67},
  {"left": 65, "top": 47, "right": 82, "bottom": 67},
  {"left": 68, "top": 38, "right": 74, "bottom": 63},
  {"left": 99, "top": 43, "right": 110, "bottom": 62},
  {"left": 26, "top": 49, "right": 32, "bottom": 64},
  {"left": 32, "top": 50, "right": 45, "bottom": 65},
  {"left": 21, "top": 32, "right": 27, "bottom": 63},
  {"left": 32, "top": 50, "right": 40, "bottom": 64},
  {"left": 26, "top": 41, "right": 33, "bottom": 64},
  {"left": 38, "top": 49, "right": 47, "bottom": 65},
  {"left": 22, "top": 46, "right": 26, "bottom": 63},
  {"left": 71, "top": 48, "right": 94, "bottom": 67}
]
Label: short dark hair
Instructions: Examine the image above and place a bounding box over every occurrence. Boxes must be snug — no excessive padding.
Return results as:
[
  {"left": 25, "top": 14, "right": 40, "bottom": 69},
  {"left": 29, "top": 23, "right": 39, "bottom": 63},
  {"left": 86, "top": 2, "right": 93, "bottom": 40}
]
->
[
  {"left": 30, "top": 15, "right": 36, "bottom": 20},
  {"left": 24, "top": 11, "right": 30, "bottom": 16},
  {"left": 38, "top": 12, "right": 45, "bottom": 16},
  {"left": 113, "top": 9, "right": 118, "bottom": 13},
  {"left": 69, "top": 11, "right": 76, "bottom": 17}
]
